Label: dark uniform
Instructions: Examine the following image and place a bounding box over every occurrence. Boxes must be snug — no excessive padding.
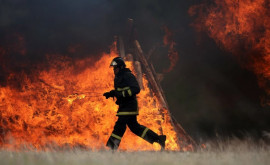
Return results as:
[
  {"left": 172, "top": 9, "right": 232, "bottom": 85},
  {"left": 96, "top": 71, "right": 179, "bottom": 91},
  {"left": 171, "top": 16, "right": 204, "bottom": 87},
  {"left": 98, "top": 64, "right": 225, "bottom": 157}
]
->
[{"left": 103, "top": 57, "right": 166, "bottom": 150}]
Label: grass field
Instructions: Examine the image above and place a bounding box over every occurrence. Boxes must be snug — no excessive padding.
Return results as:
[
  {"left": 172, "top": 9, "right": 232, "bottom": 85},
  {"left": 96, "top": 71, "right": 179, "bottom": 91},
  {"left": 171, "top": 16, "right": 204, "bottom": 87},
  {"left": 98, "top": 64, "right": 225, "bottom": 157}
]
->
[{"left": 0, "top": 139, "right": 269, "bottom": 165}]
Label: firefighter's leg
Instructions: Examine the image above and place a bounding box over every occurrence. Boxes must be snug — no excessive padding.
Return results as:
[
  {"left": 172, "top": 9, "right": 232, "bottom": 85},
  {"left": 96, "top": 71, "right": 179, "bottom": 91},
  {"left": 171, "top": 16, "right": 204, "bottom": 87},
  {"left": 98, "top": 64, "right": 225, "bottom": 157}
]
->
[
  {"left": 106, "top": 116, "right": 127, "bottom": 150},
  {"left": 127, "top": 116, "right": 159, "bottom": 144}
]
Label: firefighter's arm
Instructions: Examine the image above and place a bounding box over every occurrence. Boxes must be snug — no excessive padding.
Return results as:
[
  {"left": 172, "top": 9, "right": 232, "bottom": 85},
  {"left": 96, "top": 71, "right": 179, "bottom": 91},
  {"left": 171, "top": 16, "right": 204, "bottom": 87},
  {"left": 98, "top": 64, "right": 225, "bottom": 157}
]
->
[
  {"left": 127, "top": 73, "right": 140, "bottom": 95},
  {"left": 115, "top": 73, "right": 140, "bottom": 98}
]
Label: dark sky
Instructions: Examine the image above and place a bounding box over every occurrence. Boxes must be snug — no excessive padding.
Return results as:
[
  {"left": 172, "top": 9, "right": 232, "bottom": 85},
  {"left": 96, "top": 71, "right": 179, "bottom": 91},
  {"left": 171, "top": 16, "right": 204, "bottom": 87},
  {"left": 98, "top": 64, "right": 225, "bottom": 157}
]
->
[{"left": 1, "top": 0, "right": 270, "bottom": 141}]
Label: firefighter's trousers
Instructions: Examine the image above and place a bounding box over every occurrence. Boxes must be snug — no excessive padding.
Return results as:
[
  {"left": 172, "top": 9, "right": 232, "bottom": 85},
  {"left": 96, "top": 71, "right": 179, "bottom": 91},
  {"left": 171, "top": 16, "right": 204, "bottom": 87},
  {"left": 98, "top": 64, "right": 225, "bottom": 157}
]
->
[{"left": 106, "top": 115, "right": 159, "bottom": 150}]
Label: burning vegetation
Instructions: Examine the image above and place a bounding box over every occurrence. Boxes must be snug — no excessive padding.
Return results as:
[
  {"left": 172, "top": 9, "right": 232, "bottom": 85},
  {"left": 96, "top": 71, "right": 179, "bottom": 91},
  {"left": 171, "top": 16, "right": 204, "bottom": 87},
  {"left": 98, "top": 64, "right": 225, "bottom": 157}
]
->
[
  {"left": 0, "top": 30, "right": 194, "bottom": 151},
  {"left": 189, "top": 0, "right": 270, "bottom": 106}
]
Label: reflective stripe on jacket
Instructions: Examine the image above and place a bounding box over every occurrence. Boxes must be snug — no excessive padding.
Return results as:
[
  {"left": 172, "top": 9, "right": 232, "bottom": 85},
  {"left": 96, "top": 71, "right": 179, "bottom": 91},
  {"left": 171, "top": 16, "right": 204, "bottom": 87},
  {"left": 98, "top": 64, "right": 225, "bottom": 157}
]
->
[{"left": 114, "top": 68, "right": 140, "bottom": 115}]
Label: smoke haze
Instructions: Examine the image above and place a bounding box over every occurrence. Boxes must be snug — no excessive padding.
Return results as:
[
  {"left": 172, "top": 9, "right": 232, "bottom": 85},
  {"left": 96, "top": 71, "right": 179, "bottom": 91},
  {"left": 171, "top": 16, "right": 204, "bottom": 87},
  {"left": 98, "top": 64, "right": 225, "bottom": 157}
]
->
[{"left": 1, "top": 0, "right": 270, "bottom": 141}]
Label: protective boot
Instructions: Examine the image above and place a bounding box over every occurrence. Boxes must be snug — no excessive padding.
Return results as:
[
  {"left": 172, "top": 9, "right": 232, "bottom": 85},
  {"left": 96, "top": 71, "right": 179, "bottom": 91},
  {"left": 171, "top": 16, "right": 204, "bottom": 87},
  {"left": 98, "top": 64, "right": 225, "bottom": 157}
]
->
[
  {"left": 141, "top": 128, "right": 159, "bottom": 144},
  {"left": 158, "top": 135, "right": 166, "bottom": 150},
  {"left": 106, "top": 136, "right": 121, "bottom": 150}
]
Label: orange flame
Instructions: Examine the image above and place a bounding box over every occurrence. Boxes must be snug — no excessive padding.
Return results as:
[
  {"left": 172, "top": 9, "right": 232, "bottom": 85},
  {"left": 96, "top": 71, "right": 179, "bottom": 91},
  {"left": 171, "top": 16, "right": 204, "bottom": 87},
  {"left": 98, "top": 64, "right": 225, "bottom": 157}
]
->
[
  {"left": 0, "top": 42, "right": 188, "bottom": 151},
  {"left": 163, "top": 26, "right": 179, "bottom": 73},
  {"left": 189, "top": 0, "right": 270, "bottom": 105}
]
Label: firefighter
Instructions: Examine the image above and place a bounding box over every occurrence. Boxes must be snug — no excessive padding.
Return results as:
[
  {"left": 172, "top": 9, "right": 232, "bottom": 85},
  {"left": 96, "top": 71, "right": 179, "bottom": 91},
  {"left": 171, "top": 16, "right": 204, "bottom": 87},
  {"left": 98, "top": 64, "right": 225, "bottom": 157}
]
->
[{"left": 103, "top": 57, "right": 166, "bottom": 150}]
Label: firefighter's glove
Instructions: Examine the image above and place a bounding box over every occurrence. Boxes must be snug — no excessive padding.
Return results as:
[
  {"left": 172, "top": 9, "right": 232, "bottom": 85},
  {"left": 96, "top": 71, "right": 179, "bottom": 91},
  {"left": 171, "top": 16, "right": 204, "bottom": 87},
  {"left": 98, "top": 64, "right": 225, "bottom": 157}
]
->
[
  {"left": 114, "top": 90, "right": 123, "bottom": 98},
  {"left": 103, "top": 90, "right": 124, "bottom": 99},
  {"left": 103, "top": 90, "right": 115, "bottom": 99}
]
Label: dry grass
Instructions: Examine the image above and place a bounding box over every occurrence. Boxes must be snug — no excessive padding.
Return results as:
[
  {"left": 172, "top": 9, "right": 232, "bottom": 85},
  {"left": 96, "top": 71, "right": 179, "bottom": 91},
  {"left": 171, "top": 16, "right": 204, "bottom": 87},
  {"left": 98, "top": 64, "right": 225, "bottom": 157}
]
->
[{"left": 0, "top": 139, "right": 269, "bottom": 165}]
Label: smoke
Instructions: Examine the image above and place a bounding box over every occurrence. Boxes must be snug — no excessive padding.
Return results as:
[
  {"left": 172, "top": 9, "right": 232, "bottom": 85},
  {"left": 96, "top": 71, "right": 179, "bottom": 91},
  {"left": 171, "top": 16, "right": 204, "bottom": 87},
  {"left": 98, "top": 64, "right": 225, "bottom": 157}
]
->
[
  {"left": 186, "top": 0, "right": 270, "bottom": 139},
  {"left": 0, "top": 0, "right": 115, "bottom": 86},
  {"left": 162, "top": 26, "right": 179, "bottom": 73},
  {"left": 1, "top": 0, "right": 270, "bottom": 141},
  {"left": 189, "top": 0, "right": 270, "bottom": 105}
]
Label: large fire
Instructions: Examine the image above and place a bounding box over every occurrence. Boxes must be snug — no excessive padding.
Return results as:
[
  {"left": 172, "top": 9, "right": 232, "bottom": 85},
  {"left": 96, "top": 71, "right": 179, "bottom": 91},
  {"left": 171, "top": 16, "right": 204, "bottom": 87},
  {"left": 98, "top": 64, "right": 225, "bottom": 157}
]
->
[
  {"left": 0, "top": 42, "right": 182, "bottom": 151},
  {"left": 189, "top": 0, "right": 270, "bottom": 105}
]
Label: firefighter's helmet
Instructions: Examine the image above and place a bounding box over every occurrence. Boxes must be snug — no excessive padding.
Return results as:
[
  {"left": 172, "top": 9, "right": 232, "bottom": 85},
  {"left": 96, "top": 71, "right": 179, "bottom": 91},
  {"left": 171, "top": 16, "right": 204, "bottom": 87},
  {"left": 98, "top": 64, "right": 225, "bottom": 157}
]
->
[{"left": 110, "top": 57, "right": 126, "bottom": 68}]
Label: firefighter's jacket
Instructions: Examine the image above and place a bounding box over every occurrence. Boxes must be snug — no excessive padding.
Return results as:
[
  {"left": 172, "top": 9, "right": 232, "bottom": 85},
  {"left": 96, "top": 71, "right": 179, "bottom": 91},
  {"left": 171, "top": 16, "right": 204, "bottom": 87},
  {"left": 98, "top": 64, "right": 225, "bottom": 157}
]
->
[{"left": 114, "top": 68, "right": 140, "bottom": 115}]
